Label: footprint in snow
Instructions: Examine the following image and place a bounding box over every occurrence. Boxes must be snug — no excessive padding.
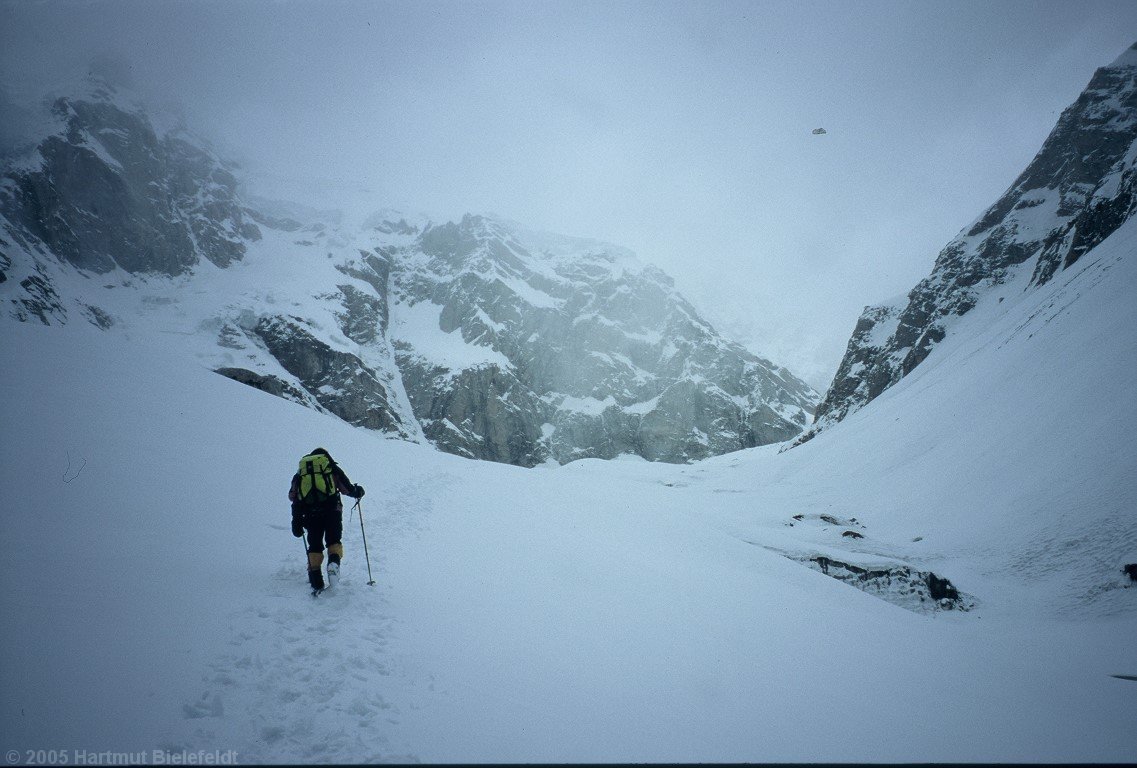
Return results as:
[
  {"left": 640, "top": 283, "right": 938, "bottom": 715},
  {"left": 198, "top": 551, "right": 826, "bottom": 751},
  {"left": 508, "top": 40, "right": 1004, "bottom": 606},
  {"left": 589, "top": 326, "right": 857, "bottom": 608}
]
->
[{"left": 174, "top": 552, "right": 417, "bottom": 762}]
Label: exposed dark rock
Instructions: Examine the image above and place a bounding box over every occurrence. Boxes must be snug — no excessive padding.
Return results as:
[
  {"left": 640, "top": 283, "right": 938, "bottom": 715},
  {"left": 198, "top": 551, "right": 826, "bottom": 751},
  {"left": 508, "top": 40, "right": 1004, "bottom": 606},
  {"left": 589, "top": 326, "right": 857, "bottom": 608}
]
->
[
  {"left": 163, "top": 135, "right": 260, "bottom": 268},
  {"left": 12, "top": 273, "right": 66, "bottom": 325},
  {"left": 0, "top": 81, "right": 259, "bottom": 277},
  {"left": 841, "top": 530, "right": 864, "bottom": 539},
  {"left": 925, "top": 572, "right": 960, "bottom": 601},
  {"left": 397, "top": 350, "right": 549, "bottom": 465},
  {"left": 1123, "top": 563, "right": 1137, "bottom": 582},
  {"left": 392, "top": 214, "right": 817, "bottom": 465},
  {"left": 808, "top": 44, "right": 1137, "bottom": 437},
  {"left": 216, "top": 324, "right": 246, "bottom": 350},
  {"left": 807, "top": 555, "right": 971, "bottom": 613},
  {"left": 335, "top": 284, "right": 385, "bottom": 346},
  {"left": 253, "top": 315, "right": 413, "bottom": 438},
  {"left": 81, "top": 304, "right": 114, "bottom": 329},
  {"left": 335, "top": 250, "right": 391, "bottom": 338},
  {"left": 243, "top": 206, "right": 303, "bottom": 232},
  {"left": 1032, "top": 167, "right": 1136, "bottom": 284},
  {"left": 214, "top": 367, "right": 309, "bottom": 406}
]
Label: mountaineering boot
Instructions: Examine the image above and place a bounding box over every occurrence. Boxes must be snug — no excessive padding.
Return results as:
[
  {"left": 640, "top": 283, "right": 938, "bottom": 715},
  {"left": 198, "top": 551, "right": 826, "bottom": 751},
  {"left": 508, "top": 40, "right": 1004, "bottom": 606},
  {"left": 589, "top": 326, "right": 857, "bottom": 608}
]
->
[
  {"left": 308, "top": 551, "right": 325, "bottom": 591},
  {"left": 327, "top": 542, "right": 343, "bottom": 588}
]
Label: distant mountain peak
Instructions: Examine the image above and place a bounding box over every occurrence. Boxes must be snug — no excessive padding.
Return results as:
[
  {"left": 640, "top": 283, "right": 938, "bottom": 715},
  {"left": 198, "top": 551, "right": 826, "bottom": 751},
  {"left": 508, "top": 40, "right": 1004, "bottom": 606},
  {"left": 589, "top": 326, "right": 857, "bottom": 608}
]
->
[{"left": 385, "top": 213, "right": 817, "bottom": 464}]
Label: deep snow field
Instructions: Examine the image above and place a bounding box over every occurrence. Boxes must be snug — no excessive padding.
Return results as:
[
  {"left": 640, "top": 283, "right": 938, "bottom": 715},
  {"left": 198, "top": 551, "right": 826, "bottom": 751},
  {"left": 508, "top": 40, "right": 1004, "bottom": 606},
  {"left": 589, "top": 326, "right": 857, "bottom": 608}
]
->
[{"left": 2, "top": 219, "right": 1136, "bottom": 763}]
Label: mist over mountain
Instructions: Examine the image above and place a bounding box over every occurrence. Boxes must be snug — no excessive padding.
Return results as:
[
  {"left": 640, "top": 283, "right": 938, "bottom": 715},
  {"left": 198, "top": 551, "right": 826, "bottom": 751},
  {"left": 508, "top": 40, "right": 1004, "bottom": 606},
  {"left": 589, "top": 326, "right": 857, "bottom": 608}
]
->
[{"left": 0, "top": 74, "right": 817, "bottom": 467}]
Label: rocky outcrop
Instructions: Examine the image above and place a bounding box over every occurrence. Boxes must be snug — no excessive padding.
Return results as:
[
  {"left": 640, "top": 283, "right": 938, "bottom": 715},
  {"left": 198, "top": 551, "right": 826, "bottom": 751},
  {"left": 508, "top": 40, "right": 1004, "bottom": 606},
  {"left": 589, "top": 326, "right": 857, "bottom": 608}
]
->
[
  {"left": 0, "top": 77, "right": 259, "bottom": 277},
  {"left": 252, "top": 315, "right": 415, "bottom": 438},
  {"left": 805, "top": 555, "right": 972, "bottom": 614},
  {"left": 335, "top": 250, "right": 392, "bottom": 341},
  {"left": 396, "top": 354, "right": 548, "bottom": 465},
  {"left": 804, "top": 42, "right": 1137, "bottom": 440},
  {"left": 214, "top": 367, "right": 310, "bottom": 406},
  {"left": 386, "top": 214, "right": 817, "bottom": 465}
]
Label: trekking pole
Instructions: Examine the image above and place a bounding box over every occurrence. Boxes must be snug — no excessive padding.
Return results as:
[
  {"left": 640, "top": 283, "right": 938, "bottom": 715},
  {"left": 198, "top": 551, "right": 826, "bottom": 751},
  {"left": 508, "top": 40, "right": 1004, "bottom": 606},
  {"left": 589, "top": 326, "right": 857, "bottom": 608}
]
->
[{"left": 354, "top": 499, "right": 377, "bottom": 586}]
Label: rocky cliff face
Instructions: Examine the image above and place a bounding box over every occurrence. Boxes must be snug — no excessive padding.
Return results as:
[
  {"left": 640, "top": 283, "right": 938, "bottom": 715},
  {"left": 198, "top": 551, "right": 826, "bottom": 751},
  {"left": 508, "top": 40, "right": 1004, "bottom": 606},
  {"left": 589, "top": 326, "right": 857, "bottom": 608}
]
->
[
  {"left": 0, "top": 76, "right": 817, "bottom": 466},
  {"left": 802, "top": 42, "right": 1137, "bottom": 441},
  {"left": 0, "top": 77, "right": 422, "bottom": 444},
  {"left": 1, "top": 78, "right": 259, "bottom": 277},
  {"left": 383, "top": 214, "right": 816, "bottom": 465}
]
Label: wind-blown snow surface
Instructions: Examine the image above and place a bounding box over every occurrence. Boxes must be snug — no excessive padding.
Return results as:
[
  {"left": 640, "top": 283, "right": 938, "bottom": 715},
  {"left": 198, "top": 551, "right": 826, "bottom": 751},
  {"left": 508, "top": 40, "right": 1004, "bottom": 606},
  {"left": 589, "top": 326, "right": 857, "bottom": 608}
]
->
[{"left": 2, "top": 222, "right": 1136, "bottom": 762}]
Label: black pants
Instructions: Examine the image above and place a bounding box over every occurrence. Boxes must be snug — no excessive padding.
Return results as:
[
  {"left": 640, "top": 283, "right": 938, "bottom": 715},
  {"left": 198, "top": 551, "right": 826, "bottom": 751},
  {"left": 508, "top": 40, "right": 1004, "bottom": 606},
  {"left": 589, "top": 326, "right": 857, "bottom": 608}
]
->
[{"left": 303, "top": 505, "right": 343, "bottom": 555}]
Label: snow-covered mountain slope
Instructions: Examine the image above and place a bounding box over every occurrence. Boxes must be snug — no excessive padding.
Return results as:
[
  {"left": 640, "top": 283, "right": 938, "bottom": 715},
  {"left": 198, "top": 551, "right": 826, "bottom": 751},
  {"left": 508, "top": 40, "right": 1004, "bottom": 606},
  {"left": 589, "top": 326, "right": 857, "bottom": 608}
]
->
[
  {"left": 807, "top": 41, "right": 1137, "bottom": 438},
  {"left": 0, "top": 76, "right": 817, "bottom": 467},
  {"left": 726, "top": 214, "right": 1137, "bottom": 620},
  {"left": 383, "top": 213, "right": 816, "bottom": 465},
  {"left": 2, "top": 206, "right": 1134, "bottom": 763},
  {"left": 0, "top": 76, "right": 422, "bottom": 443}
]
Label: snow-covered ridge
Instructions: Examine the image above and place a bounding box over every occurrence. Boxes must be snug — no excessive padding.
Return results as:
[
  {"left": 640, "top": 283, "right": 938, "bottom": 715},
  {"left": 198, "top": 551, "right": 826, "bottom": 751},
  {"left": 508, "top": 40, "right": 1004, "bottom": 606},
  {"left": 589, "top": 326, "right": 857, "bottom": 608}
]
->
[{"left": 805, "top": 40, "right": 1137, "bottom": 439}]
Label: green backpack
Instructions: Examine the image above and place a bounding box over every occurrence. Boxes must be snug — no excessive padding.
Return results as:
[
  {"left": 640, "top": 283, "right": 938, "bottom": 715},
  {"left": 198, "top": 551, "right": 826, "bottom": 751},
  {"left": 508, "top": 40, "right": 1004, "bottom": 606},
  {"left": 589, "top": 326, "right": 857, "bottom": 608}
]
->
[{"left": 297, "top": 453, "right": 338, "bottom": 504}]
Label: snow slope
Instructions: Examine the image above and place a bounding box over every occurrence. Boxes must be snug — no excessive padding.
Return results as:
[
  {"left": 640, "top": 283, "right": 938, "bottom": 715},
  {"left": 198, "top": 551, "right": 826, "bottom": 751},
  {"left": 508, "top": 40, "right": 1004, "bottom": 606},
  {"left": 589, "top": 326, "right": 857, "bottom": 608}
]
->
[{"left": 1, "top": 222, "right": 1135, "bottom": 762}]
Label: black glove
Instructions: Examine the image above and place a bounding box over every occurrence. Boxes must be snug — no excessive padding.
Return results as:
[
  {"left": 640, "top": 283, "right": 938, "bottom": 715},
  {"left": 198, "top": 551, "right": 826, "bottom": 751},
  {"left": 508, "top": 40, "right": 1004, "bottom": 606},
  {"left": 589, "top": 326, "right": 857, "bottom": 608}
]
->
[
  {"left": 354, "top": 484, "right": 365, "bottom": 498},
  {"left": 292, "top": 519, "right": 304, "bottom": 538}
]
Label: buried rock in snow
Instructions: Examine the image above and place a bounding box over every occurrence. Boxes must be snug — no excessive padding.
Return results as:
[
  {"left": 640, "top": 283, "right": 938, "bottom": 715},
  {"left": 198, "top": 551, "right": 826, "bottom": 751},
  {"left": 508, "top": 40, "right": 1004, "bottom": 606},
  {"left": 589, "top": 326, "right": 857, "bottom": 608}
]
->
[{"left": 804, "top": 555, "right": 973, "bottom": 614}]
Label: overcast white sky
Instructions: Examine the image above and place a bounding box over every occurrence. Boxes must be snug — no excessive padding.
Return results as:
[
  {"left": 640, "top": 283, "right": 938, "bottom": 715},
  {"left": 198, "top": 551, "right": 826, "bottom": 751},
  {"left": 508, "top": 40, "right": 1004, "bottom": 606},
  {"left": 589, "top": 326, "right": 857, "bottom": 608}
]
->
[{"left": 2, "top": 1, "right": 1136, "bottom": 389}]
